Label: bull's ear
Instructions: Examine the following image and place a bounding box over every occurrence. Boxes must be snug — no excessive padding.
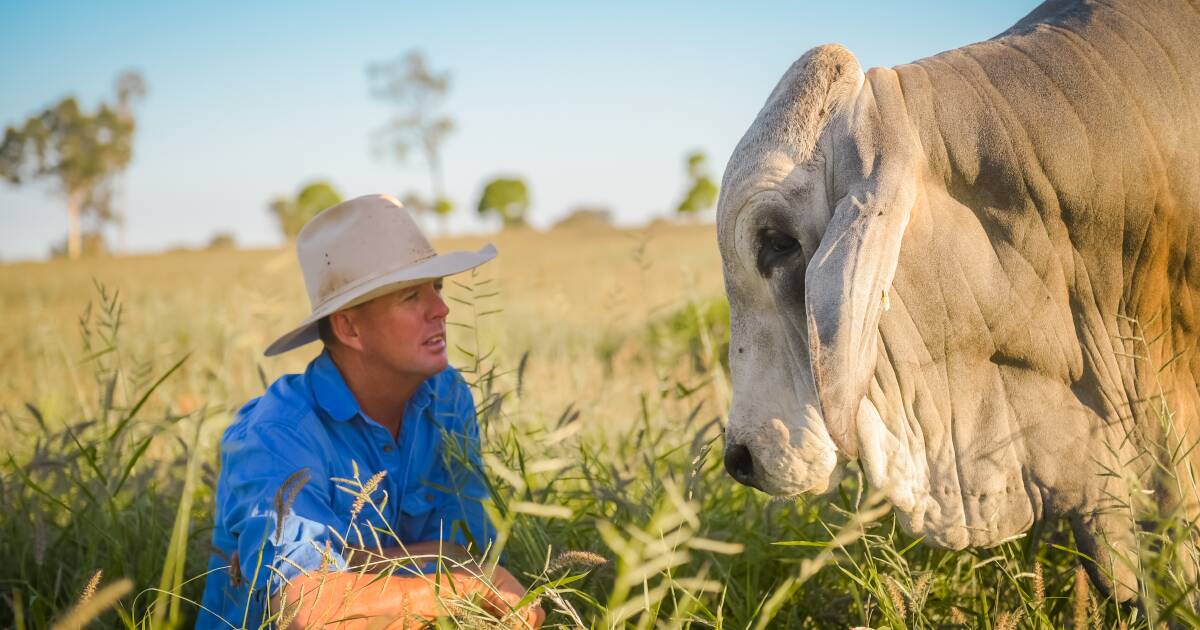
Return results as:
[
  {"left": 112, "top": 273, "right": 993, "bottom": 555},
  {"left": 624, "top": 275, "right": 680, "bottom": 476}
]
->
[{"left": 804, "top": 68, "right": 920, "bottom": 452}]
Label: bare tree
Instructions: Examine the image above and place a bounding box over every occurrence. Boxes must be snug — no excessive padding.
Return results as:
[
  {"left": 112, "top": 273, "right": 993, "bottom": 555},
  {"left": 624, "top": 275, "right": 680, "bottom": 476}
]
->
[{"left": 367, "top": 51, "right": 455, "bottom": 229}]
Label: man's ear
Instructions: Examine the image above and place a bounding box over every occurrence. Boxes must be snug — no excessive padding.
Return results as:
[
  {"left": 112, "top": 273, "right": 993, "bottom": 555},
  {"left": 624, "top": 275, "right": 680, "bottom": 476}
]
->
[{"left": 329, "top": 310, "right": 365, "bottom": 351}]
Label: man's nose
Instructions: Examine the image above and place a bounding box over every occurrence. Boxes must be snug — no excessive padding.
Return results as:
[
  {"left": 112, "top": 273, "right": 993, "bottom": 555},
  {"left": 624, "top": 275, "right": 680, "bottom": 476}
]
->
[
  {"left": 428, "top": 288, "right": 450, "bottom": 319},
  {"left": 724, "top": 440, "right": 760, "bottom": 489}
]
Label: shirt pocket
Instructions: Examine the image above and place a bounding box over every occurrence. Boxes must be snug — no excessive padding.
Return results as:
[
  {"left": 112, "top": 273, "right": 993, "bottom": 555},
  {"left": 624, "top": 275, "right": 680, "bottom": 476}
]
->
[{"left": 396, "top": 488, "right": 437, "bottom": 542}]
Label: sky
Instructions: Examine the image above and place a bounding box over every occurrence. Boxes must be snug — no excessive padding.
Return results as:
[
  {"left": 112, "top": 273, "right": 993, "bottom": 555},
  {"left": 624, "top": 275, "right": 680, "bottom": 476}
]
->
[{"left": 0, "top": 0, "right": 1037, "bottom": 261}]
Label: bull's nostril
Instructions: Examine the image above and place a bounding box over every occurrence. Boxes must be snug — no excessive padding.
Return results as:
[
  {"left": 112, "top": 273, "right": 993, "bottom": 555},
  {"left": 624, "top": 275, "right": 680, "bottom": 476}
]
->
[{"left": 724, "top": 442, "right": 759, "bottom": 488}]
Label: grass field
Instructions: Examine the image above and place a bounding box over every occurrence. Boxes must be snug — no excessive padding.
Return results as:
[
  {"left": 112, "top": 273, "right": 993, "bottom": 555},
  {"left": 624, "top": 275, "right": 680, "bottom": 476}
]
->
[{"left": 1, "top": 222, "right": 1196, "bottom": 629}]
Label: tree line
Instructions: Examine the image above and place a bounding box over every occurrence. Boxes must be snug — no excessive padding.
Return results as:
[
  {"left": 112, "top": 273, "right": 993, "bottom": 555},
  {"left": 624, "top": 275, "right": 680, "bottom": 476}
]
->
[{"left": 1, "top": 52, "right": 719, "bottom": 258}]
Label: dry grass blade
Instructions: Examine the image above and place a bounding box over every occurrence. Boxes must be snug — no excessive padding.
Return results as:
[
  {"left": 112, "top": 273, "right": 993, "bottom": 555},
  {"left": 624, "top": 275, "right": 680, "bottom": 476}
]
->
[{"left": 50, "top": 577, "right": 133, "bottom": 630}]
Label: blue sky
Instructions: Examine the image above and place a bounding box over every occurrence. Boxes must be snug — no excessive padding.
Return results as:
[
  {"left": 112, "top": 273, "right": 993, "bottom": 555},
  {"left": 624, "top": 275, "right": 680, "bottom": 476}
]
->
[{"left": 0, "top": 1, "right": 1035, "bottom": 260}]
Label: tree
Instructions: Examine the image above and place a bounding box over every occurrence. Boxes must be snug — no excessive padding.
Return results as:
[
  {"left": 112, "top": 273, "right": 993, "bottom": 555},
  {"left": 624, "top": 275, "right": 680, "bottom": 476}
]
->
[
  {"left": 206, "top": 231, "right": 236, "bottom": 250},
  {"left": 399, "top": 190, "right": 455, "bottom": 233},
  {"left": 368, "top": 51, "right": 455, "bottom": 224},
  {"left": 675, "top": 150, "right": 719, "bottom": 217},
  {"left": 268, "top": 180, "right": 343, "bottom": 239},
  {"left": 477, "top": 177, "right": 530, "bottom": 228},
  {"left": 553, "top": 205, "right": 613, "bottom": 231},
  {"left": 0, "top": 71, "right": 146, "bottom": 259}
]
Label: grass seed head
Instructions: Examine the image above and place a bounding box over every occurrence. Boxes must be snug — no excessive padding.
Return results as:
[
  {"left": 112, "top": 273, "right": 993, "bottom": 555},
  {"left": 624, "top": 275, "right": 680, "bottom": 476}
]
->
[
  {"left": 884, "top": 575, "right": 907, "bottom": 618},
  {"left": 274, "top": 468, "right": 312, "bottom": 542},
  {"left": 912, "top": 572, "right": 933, "bottom": 610},
  {"left": 350, "top": 470, "right": 387, "bottom": 522},
  {"left": 1033, "top": 561, "right": 1045, "bottom": 609},
  {"left": 318, "top": 539, "right": 334, "bottom": 574},
  {"left": 33, "top": 511, "right": 47, "bottom": 567},
  {"left": 547, "top": 550, "right": 608, "bottom": 573},
  {"left": 278, "top": 589, "right": 302, "bottom": 629},
  {"left": 1073, "top": 565, "right": 1090, "bottom": 629},
  {"left": 995, "top": 609, "right": 1024, "bottom": 630},
  {"left": 80, "top": 569, "right": 102, "bottom": 603}
]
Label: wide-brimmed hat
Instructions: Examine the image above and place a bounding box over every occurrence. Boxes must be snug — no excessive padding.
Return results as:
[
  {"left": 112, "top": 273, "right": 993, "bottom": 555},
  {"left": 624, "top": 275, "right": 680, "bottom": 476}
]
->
[{"left": 264, "top": 193, "right": 496, "bottom": 356}]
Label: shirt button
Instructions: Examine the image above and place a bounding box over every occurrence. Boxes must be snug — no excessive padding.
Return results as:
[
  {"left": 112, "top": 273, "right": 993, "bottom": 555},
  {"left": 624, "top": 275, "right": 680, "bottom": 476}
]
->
[
  {"left": 425, "top": 492, "right": 434, "bottom": 502},
  {"left": 382, "top": 444, "right": 394, "bottom": 453}
]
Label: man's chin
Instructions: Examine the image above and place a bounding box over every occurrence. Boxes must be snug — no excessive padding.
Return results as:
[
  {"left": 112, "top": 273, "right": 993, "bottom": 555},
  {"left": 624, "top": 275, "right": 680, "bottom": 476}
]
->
[{"left": 419, "top": 353, "right": 450, "bottom": 376}]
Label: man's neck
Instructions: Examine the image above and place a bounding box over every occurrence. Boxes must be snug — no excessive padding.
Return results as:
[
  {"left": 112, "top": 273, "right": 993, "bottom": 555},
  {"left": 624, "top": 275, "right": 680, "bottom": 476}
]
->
[{"left": 327, "top": 349, "right": 422, "bottom": 439}]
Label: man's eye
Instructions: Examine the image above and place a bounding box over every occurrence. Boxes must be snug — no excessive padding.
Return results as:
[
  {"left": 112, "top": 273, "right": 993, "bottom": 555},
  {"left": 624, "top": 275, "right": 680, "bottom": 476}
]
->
[{"left": 757, "top": 228, "right": 800, "bottom": 274}]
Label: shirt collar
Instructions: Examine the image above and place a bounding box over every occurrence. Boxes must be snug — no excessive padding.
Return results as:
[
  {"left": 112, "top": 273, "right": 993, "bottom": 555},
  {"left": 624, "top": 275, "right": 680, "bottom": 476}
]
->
[
  {"left": 309, "top": 350, "right": 362, "bottom": 422},
  {"left": 308, "top": 350, "right": 438, "bottom": 424},
  {"left": 407, "top": 376, "right": 434, "bottom": 420}
]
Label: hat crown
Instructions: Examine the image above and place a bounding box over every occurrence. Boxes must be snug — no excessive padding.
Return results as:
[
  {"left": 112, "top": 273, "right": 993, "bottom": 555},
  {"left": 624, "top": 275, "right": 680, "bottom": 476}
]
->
[{"left": 296, "top": 194, "right": 436, "bottom": 309}]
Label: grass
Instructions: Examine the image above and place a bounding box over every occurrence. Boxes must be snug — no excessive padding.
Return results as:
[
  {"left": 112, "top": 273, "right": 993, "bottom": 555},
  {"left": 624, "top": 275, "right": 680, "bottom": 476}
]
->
[{"left": 0, "top": 222, "right": 1197, "bottom": 628}]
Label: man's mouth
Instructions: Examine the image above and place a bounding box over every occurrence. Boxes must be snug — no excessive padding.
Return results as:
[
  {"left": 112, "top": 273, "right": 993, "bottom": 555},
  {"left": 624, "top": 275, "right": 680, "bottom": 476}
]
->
[{"left": 423, "top": 333, "right": 446, "bottom": 350}]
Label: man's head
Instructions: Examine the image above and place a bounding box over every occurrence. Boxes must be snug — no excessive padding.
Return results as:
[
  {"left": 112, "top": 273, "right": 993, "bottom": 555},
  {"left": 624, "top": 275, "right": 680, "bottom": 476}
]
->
[
  {"left": 318, "top": 279, "right": 450, "bottom": 379},
  {"left": 264, "top": 194, "right": 495, "bottom": 357}
]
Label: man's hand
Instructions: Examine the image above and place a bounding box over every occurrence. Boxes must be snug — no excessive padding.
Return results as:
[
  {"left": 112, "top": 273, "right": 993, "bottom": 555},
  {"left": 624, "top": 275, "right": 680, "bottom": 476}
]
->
[
  {"left": 334, "top": 543, "right": 545, "bottom": 628},
  {"left": 480, "top": 565, "right": 545, "bottom": 629},
  {"left": 378, "top": 542, "right": 544, "bottom": 628}
]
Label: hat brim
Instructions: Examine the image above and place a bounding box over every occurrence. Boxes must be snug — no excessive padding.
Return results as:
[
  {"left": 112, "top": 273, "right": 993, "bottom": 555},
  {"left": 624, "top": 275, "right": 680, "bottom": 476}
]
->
[{"left": 264, "top": 243, "right": 497, "bottom": 357}]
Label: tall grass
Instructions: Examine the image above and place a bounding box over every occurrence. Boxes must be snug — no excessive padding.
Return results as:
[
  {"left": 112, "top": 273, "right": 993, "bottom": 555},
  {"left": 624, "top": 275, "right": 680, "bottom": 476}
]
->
[
  {"left": 1, "top": 282, "right": 213, "bottom": 628},
  {"left": 1, "top": 227, "right": 1197, "bottom": 628}
]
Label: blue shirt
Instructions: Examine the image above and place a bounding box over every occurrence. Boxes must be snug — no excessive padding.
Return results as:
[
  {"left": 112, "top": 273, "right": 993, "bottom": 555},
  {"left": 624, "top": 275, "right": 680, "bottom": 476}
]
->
[{"left": 196, "top": 351, "right": 495, "bottom": 629}]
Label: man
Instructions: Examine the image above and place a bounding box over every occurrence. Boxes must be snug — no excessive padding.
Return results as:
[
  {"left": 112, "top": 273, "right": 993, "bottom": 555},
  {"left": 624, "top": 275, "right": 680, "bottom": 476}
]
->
[{"left": 197, "top": 194, "right": 544, "bottom": 629}]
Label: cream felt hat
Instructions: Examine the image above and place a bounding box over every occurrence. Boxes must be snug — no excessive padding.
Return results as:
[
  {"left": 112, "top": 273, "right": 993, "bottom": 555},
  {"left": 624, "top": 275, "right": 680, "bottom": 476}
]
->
[{"left": 264, "top": 193, "right": 496, "bottom": 356}]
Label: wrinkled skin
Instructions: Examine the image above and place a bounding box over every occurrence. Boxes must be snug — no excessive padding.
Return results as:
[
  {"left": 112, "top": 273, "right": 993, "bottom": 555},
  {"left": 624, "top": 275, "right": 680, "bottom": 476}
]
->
[{"left": 718, "top": 0, "right": 1200, "bottom": 599}]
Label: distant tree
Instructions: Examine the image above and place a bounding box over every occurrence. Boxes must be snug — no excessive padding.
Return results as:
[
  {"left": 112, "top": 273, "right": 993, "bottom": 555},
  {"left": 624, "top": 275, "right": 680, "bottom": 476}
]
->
[
  {"left": 50, "top": 232, "right": 108, "bottom": 259},
  {"left": 0, "top": 71, "right": 146, "bottom": 259},
  {"left": 207, "top": 231, "right": 236, "bottom": 250},
  {"left": 268, "top": 180, "right": 342, "bottom": 238},
  {"left": 400, "top": 190, "right": 454, "bottom": 232},
  {"left": 553, "top": 205, "right": 613, "bottom": 231},
  {"left": 477, "top": 177, "right": 530, "bottom": 228},
  {"left": 368, "top": 51, "right": 455, "bottom": 223},
  {"left": 675, "top": 150, "right": 719, "bottom": 217},
  {"left": 400, "top": 190, "right": 432, "bottom": 215}
]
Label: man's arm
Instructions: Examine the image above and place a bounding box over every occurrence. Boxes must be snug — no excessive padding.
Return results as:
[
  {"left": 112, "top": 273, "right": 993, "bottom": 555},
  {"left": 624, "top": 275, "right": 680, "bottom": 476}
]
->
[{"left": 274, "top": 562, "right": 544, "bottom": 629}]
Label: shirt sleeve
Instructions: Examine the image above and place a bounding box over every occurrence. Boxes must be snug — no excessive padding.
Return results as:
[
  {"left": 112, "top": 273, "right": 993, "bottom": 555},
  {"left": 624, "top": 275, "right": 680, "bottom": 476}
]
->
[
  {"left": 219, "top": 418, "right": 350, "bottom": 595},
  {"left": 423, "top": 375, "right": 497, "bottom": 555}
]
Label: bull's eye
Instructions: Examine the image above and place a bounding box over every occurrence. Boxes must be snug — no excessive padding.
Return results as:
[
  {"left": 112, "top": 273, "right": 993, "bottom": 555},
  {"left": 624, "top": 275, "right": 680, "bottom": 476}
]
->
[{"left": 756, "top": 228, "right": 801, "bottom": 274}]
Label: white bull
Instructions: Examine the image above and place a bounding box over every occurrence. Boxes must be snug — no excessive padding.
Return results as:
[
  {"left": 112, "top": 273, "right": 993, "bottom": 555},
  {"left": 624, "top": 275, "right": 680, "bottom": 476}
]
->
[{"left": 718, "top": 0, "right": 1200, "bottom": 599}]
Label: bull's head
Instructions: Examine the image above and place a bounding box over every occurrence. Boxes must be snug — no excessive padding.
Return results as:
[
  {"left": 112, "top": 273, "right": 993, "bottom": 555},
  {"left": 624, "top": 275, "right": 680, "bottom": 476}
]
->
[{"left": 718, "top": 44, "right": 922, "bottom": 497}]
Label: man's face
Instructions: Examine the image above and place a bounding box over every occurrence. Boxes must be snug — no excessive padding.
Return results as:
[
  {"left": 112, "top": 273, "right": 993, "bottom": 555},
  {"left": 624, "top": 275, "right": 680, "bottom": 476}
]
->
[{"left": 349, "top": 279, "right": 450, "bottom": 379}]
